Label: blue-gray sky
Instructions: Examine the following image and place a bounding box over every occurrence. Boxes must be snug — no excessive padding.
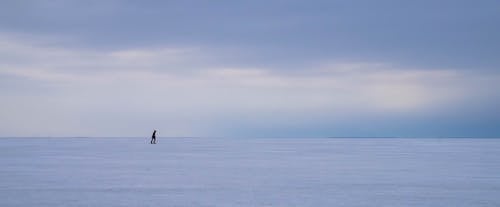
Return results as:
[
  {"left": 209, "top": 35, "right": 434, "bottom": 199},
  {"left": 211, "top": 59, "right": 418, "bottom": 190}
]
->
[{"left": 1, "top": 0, "right": 499, "bottom": 137}]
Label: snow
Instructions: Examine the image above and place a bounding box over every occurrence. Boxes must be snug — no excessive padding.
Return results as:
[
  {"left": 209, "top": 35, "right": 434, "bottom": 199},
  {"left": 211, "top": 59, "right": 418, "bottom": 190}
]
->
[{"left": 1, "top": 137, "right": 499, "bottom": 206}]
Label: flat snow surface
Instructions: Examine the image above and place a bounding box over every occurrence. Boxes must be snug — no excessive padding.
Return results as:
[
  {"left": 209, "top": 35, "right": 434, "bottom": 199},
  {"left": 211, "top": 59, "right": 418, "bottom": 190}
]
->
[{"left": 1, "top": 138, "right": 499, "bottom": 207}]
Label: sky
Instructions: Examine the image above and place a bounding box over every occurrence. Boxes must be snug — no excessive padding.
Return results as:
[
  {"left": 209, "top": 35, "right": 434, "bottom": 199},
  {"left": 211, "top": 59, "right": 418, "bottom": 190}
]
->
[{"left": 1, "top": 0, "right": 499, "bottom": 138}]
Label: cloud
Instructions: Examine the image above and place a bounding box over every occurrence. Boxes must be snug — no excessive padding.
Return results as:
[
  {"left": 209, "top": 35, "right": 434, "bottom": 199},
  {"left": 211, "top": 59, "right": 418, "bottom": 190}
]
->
[{"left": 1, "top": 33, "right": 499, "bottom": 137}]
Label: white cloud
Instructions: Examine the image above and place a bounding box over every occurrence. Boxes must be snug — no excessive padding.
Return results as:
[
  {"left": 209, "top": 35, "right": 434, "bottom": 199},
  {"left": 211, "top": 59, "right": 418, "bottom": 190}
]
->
[{"left": 0, "top": 33, "right": 498, "bottom": 137}]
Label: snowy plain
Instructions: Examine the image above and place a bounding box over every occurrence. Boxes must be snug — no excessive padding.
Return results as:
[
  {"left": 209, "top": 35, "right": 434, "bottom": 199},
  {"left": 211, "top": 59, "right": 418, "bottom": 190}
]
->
[{"left": 1, "top": 137, "right": 499, "bottom": 207}]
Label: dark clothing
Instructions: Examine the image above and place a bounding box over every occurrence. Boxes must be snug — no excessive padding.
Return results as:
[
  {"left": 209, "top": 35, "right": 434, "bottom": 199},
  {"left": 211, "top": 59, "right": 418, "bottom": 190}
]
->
[{"left": 150, "top": 131, "right": 157, "bottom": 144}]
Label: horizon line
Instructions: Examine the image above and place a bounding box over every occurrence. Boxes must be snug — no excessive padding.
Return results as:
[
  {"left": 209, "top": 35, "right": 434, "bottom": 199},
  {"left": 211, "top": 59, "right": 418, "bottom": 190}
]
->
[{"left": 0, "top": 136, "right": 499, "bottom": 139}]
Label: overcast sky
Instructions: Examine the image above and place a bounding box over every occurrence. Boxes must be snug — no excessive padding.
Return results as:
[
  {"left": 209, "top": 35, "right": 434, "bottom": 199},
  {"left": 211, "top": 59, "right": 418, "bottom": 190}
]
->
[{"left": 1, "top": 0, "right": 499, "bottom": 137}]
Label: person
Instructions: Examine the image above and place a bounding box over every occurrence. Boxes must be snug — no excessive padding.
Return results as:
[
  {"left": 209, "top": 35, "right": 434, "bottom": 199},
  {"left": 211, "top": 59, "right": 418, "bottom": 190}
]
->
[{"left": 150, "top": 130, "right": 157, "bottom": 144}]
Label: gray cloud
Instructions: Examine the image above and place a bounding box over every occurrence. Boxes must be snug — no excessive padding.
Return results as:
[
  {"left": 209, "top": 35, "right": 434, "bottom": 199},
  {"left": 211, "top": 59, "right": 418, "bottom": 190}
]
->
[{"left": 1, "top": 0, "right": 499, "bottom": 69}]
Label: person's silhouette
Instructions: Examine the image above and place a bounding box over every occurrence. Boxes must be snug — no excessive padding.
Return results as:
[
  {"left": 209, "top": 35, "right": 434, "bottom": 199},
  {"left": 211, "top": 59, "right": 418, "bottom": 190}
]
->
[{"left": 150, "top": 130, "right": 157, "bottom": 144}]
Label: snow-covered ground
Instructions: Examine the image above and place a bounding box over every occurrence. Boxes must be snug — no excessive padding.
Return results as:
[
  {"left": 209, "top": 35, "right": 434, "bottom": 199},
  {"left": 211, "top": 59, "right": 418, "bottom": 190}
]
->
[{"left": 1, "top": 137, "right": 499, "bottom": 207}]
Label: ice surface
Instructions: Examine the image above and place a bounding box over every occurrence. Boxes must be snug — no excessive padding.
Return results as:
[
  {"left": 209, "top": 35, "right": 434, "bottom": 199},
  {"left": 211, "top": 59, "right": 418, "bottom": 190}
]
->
[{"left": 1, "top": 137, "right": 499, "bottom": 207}]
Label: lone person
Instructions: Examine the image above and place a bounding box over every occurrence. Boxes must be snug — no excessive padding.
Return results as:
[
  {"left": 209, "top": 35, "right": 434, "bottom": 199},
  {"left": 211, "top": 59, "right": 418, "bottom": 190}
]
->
[{"left": 150, "top": 129, "right": 157, "bottom": 144}]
